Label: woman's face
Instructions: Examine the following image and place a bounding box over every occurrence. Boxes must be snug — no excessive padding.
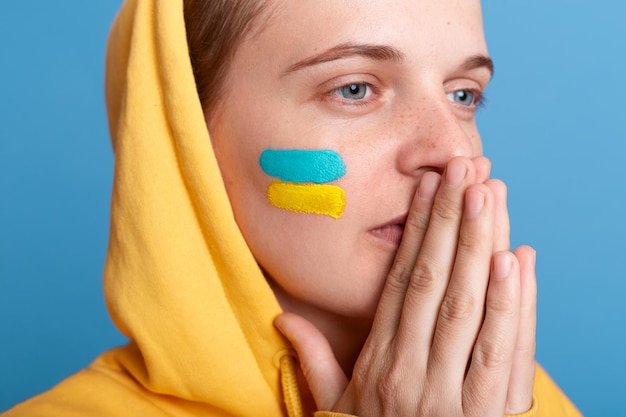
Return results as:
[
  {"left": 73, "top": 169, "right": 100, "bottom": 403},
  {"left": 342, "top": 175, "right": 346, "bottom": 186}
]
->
[{"left": 209, "top": 0, "right": 491, "bottom": 319}]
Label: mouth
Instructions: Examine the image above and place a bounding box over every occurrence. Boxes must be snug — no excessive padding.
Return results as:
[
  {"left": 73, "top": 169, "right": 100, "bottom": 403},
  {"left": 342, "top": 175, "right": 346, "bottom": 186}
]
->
[{"left": 368, "top": 214, "right": 407, "bottom": 247}]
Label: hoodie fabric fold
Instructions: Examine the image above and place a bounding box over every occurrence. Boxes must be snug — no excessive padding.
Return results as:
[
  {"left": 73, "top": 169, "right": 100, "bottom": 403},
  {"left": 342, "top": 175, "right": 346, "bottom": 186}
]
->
[
  {"left": 3, "top": 1, "right": 582, "bottom": 416},
  {"left": 103, "top": 0, "right": 293, "bottom": 414}
]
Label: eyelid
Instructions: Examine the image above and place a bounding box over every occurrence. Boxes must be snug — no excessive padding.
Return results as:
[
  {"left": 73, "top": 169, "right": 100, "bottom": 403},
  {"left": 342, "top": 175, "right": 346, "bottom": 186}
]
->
[
  {"left": 447, "top": 88, "right": 484, "bottom": 108},
  {"left": 450, "top": 90, "right": 485, "bottom": 117},
  {"left": 318, "top": 75, "right": 382, "bottom": 108},
  {"left": 329, "top": 82, "right": 374, "bottom": 101},
  {"left": 443, "top": 76, "right": 486, "bottom": 113}
]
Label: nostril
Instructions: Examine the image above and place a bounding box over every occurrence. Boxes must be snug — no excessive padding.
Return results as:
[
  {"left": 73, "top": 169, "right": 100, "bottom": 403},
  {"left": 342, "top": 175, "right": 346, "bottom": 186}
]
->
[{"left": 421, "top": 165, "right": 445, "bottom": 176}]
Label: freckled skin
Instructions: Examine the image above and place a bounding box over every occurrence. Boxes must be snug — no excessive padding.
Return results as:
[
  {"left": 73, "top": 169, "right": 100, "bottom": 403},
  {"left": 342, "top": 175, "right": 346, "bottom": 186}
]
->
[
  {"left": 209, "top": 0, "right": 489, "bottom": 366},
  {"left": 212, "top": 2, "right": 540, "bottom": 414}
]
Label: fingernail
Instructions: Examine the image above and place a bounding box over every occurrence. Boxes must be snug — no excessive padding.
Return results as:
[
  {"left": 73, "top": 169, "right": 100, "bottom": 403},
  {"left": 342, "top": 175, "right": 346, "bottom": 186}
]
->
[
  {"left": 274, "top": 316, "right": 286, "bottom": 333},
  {"left": 493, "top": 252, "right": 512, "bottom": 279},
  {"left": 445, "top": 159, "right": 467, "bottom": 186},
  {"left": 418, "top": 172, "right": 441, "bottom": 200},
  {"left": 465, "top": 189, "right": 485, "bottom": 218}
]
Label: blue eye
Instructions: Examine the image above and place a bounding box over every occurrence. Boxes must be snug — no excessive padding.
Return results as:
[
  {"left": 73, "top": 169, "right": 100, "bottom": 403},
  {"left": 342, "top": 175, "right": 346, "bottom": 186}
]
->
[
  {"left": 337, "top": 83, "right": 369, "bottom": 100},
  {"left": 447, "top": 90, "right": 478, "bottom": 107}
]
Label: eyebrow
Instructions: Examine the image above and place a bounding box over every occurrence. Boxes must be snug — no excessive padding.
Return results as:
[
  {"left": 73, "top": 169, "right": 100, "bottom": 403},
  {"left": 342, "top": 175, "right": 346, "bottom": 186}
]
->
[
  {"left": 283, "top": 43, "right": 494, "bottom": 80},
  {"left": 283, "top": 43, "right": 405, "bottom": 75},
  {"left": 460, "top": 55, "right": 494, "bottom": 79}
]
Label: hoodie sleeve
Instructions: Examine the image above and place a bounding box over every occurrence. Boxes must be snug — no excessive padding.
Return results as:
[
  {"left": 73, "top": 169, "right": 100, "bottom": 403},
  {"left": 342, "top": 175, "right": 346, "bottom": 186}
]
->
[{"left": 532, "top": 365, "right": 583, "bottom": 417}]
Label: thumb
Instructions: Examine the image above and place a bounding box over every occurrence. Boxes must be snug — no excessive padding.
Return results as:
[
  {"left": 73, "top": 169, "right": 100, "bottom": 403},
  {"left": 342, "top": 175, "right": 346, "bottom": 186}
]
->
[{"left": 275, "top": 312, "right": 349, "bottom": 410}]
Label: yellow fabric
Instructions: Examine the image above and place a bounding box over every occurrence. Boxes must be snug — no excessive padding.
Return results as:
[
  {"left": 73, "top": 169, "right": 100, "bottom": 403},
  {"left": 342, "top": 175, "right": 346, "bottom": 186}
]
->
[
  {"left": 2, "top": 0, "right": 582, "bottom": 416},
  {"left": 281, "top": 356, "right": 305, "bottom": 417},
  {"left": 533, "top": 365, "right": 583, "bottom": 417},
  {"left": 5, "top": 0, "right": 291, "bottom": 415}
]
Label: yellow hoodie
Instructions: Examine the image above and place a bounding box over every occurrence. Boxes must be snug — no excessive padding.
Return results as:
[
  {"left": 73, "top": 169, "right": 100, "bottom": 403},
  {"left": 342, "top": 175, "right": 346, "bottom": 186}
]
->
[{"left": 3, "top": 1, "right": 582, "bottom": 416}]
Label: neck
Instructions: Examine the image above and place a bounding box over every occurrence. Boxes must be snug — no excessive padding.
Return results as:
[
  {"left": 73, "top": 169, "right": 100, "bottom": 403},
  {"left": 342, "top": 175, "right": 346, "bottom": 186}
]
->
[{"left": 268, "top": 279, "right": 372, "bottom": 376}]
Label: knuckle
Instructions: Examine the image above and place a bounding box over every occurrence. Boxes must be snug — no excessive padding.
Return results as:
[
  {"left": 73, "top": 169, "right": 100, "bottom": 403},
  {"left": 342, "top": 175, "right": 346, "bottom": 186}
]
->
[
  {"left": 457, "top": 230, "right": 485, "bottom": 253},
  {"left": 439, "top": 292, "right": 476, "bottom": 323},
  {"left": 386, "top": 261, "right": 410, "bottom": 292},
  {"left": 515, "top": 338, "right": 537, "bottom": 358},
  {"left": 514, "top": 343, "right": 536, "bottom": 360},
  {"left": 408, "top": 261, "right": 441, "bottom": 294},
  {"left": 431, "top": 197, "right": 461, "bottom": 223},
  {"left": 404, "top": 211, "right": 428, "bottom": 235},
  {"left": 473, "top": 337, "right": 509, "bottom": 370},
  {"left": 299, "top": 360, "right": 316, "bottom": 382},
  {"left": 352, "top": 359, "right": 370, "bottom": 387},
  {"left": 376, "top": 364, "right": 403, "bottom": 407},
  {"left": 486, "top": 292, "right": 516, "bottom": 316}
]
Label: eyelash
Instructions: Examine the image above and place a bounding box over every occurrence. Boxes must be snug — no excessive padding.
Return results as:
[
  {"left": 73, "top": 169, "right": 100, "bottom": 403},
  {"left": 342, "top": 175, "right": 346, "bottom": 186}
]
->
[
  {"left": 324, "top": 82, "right": 379, "bottom": 107},
  {"left": 446, "top": 88, "right": 487, "bottom": 112},
  {"left": 321, "top": 82, "right": 487, "bottom": 114}
]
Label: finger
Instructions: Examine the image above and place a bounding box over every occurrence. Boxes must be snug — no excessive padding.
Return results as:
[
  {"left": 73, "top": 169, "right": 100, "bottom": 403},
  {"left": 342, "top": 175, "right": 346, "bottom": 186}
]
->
[
  {"left": 428, "top": 183, "right": 495, "bottom": 385},
  {"left": 274, "top": 312, "right": 349, "bottom": 410},
  {"left": 395, "top": 157, "right": 476, "bottom": 354},
  {"left": 463, "top": 251, "right": 520, "bottom": 417},
  {"left": 369, "top": 171, "right": 440, "bottom": 341},
  {"left": 486, "top": 179, "right": 510, "bottom": 252},
  {"left": 505, "top": 246, "right": 537, "bottom": 414},
  {"left": 472, "top": 156, "right": 491, "bottom": 184}
]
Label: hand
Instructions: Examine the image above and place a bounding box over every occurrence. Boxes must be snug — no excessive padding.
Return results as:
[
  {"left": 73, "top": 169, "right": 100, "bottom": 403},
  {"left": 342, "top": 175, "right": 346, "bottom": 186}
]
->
[{"left": 275, "top": 156, "right": 537, "bottom": 417}]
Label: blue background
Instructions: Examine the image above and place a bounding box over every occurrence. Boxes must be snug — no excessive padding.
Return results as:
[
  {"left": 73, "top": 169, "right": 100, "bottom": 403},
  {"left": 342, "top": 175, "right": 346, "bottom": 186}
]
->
[{"left": 1, "top": 1, "right": 624, "bottom": 415}]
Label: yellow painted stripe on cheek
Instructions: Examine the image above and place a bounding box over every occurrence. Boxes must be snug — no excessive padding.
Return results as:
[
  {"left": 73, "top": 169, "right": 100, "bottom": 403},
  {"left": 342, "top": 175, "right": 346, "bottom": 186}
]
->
[{"left": 267, "top": 182, "right": 346, "bottom": 219}]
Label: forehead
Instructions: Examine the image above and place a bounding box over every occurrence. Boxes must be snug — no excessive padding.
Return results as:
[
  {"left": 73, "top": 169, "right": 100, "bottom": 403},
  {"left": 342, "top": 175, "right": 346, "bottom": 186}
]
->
[{"left": 248, "top": 0, "right": 487, "bottom": 65}]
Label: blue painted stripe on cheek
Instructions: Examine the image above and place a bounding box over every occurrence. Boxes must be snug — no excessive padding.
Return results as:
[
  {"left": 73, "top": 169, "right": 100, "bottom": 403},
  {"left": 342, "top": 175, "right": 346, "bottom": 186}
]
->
[{"left": 259, "top": 149, "right": 347, "bottom": 184}]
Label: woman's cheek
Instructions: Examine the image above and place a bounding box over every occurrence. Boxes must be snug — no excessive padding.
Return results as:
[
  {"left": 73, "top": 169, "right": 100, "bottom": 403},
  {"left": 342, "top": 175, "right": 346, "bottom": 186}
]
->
[{"left": 259, "top": 149, "right": 348, "bottom": 219}]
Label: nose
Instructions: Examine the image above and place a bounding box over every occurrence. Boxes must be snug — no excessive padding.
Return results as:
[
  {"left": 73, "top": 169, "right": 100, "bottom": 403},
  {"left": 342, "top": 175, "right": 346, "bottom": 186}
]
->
[{"left": 395, "top": 96, "right": 480, "bottom": 176}]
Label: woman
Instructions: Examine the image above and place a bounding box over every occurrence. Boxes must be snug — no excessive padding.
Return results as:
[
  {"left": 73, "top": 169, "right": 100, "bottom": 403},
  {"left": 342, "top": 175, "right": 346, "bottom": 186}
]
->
[{"left": 3, "top": 0, "right": 582, "bottom": 416}]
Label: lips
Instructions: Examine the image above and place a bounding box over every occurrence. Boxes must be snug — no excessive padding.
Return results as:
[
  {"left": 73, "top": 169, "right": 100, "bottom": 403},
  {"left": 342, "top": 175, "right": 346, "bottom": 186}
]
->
[{"left": 369, "top": 214, "right": 407, "bottom": 246}]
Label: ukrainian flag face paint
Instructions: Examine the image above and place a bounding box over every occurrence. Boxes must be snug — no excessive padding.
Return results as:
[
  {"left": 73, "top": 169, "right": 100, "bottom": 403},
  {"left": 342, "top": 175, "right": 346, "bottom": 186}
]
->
[{"left": 260, "top": 149, "right": 347, "bottom": 219}]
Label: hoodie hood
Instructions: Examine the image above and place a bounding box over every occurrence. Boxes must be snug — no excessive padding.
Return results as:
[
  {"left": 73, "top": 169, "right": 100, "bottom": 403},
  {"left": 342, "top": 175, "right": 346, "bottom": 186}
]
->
[
  {"left": 103, "top": 0, "right": 294, "bottom": 414},
  {"left": 3, "top": 1, "right": 585, "bottom": 416}
]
